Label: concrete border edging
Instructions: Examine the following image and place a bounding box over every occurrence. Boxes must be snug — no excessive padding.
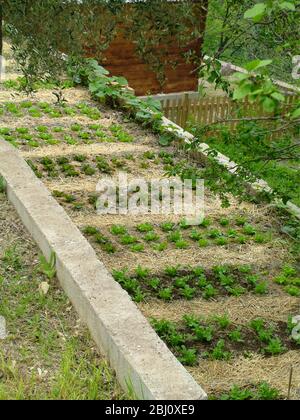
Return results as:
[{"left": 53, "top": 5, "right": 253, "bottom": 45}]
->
[
  {"left": 149, "top": 113, "right": 300, "bottom": 221},
  {"left": 0, "top": 139, "right": 207, "bottom": 401}
]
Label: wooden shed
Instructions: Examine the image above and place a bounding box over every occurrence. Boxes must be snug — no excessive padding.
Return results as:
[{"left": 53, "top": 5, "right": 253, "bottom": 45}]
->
[{"left": 84, "top": 0, "right": 208, "bottom": 96}]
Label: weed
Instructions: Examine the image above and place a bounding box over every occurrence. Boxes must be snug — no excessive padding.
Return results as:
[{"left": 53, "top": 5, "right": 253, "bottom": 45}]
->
[
  {"left": 38, "top": 252, "right": 56, "bottom": 280},
  {"left": 143, "top": 151, "right": 156, "bottom": 160},
  {"left": 64, "top": 194, "right": 77, "bottom": 203},
  {"left": 254, "top": 233, "right": 270, "bottom": 244},
  {"left": 179, "top": 219, "right": 190, "bottom": 230},
  {"left": 198, "top": 239, "right": 209, "bottom": 247},
  {"left": 238, "top": 265, "right": 253, "bottom": 274}
]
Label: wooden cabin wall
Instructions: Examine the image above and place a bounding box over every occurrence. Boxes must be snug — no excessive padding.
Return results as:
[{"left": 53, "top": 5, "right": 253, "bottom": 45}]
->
[{"left": 85, "top": 1, "right": 209, "bottom": 96}]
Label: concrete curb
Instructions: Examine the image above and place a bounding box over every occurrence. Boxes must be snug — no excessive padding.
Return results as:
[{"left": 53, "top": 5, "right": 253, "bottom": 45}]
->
[
  {"left": 157, "top": 115, "right": 300, "bottom": 221},
  {"left": 0, "top": 139, "right": 207, "bottom": 401}
]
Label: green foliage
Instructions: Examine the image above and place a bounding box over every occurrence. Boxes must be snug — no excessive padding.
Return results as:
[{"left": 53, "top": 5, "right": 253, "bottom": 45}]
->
[
  {"left": 38, "top": 252, "right": 56, "bottom": 280},
  {"left": 0, "top": 177, "right": 5, "bottom": 193}
]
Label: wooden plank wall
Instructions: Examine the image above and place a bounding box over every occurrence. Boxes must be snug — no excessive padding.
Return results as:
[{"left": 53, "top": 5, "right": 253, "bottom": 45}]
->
[{"left": 85, "top": 1, "right": 208, "bottom": 96}]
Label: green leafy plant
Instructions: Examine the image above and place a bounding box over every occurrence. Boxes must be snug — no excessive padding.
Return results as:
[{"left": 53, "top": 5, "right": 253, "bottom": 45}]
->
[
  {"left": 209, "top": 340, "right": 231, "bottom": 361},
  {"left": 83, "top": 226, "right": 99, "bottom": 236},
  {"left": 136, "top": 223, "right": 154, "bottom": 233},
  {"left": 228, "top": 328, "right": 244, "bottom": 343},
  {"left": 111, "top": 225, "right": 127, "bottom": 236},
  {"left": 264, "top": 338, "right": 286, "bottom": 356},
  {"left": 38, "top": 252, "right": 56, "bottom": 280},
  {"left": 178, "top": 346, "right": 198, "bottom": 366},
  {"left": 158, "top": 288, "right": 173, "bottom": 301}
]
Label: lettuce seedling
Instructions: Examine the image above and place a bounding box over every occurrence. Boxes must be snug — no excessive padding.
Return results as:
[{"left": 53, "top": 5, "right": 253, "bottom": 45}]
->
[
  {"left": 144, "top": 232, "right": 160, "bottom": 242},
  {"left": 165, "top": 266, "right": 179, "bottom": 277},
  {"left": 131, "top": 244, "right": 144, "bottom": 253},
  {"left": 83, "top": 226, "right": 99, "bottom": 235},
  {"left": 189, "top": 229, "right": 202, "bottom": 241},
  {"left": 160, "top": 221, "right": 176, "bottom": 232},
  {"left": 137, "top": 223, "right": 154, "bottom": 233},
  {"left": 153, "top": 242, "right": 168, "bottom": 252},
  {"left": 120, "top": 235, "right": 138, "bottom": 245},
  {"left": 228, "top": 328, "right": 244, "bottom": 343},
  {"left": 203, "top": 284, "right": 217, "bottom": 300},
  {"left": 219, "top": 218, "right": 230, "bottom": 226},
  {"left": 243, "top": 224, "right": 256, "bottom": 236},
  {"left": 135, "top": 266, "right": 149, "bottom": 279},
  {"left": 168, "top": 231, "right": 182, "bottom": 243},
  {"left": 210, "top": 340, "right": 231, "bottom": 361},
  {"left": 264, "top": 338, "right": 286, "bottom": 355},
  {"left": 111, "top": 225, "right": 127, "bottom": 236},
  {"left": 158, "top": 288, "right": 173, "bottom": 301},
  {"left": 178, "top": 346, "right": 198, "bottom": 366},
  {"left": 175, "top": 240, "right": 189, "bottom": 249},
  {"left": 198, "top": 239, "right": 209, "bottom": 248}
]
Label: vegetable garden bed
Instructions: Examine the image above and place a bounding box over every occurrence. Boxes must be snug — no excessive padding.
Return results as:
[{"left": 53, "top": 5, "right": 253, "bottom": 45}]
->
[{"left": 1, "top": 84, "right": 300, "bottom": 400}]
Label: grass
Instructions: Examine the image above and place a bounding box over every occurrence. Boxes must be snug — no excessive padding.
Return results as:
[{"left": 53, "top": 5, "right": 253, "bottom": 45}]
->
[{"left": 0, "top": 200, "right": 125, "bottom": 400}]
